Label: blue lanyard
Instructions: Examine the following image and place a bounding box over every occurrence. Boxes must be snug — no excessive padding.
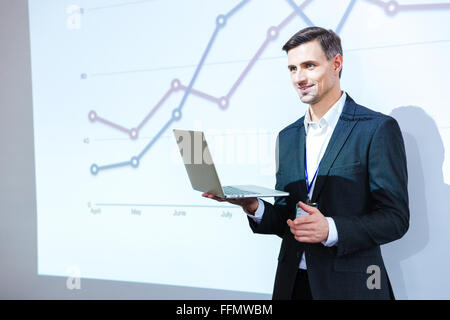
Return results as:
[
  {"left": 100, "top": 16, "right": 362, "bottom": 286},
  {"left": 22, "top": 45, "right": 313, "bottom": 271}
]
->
[{"left": 304, "top": 144, "right": 321, "bottom": 200}]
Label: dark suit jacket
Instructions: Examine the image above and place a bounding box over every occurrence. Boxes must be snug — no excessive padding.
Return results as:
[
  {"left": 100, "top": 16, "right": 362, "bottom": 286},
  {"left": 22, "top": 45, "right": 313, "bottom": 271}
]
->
[{"left": 248, "top": 94, "right": 409, "bottom": 300}]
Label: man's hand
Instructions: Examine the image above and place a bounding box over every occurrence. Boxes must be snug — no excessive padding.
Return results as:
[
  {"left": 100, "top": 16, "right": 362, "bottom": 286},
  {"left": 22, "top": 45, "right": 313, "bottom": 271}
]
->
[
  {"left": 287, "top": 201, "right": 329, "bottom": 243},
  {"left": 202, "top": 192, "right": 259, "bottom": 215}
]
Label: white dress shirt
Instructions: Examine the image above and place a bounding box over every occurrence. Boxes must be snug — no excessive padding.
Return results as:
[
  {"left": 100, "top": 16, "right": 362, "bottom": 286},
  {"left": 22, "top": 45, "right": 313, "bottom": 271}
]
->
[{"left": 246, "top": 91, "right": 347, "bottom": 270}]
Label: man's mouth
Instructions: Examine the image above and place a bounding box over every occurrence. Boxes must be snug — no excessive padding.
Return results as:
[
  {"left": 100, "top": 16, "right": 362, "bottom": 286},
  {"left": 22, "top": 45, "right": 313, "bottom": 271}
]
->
[{"left": 298, "top": 84, "right": 314, "bottom": 94}]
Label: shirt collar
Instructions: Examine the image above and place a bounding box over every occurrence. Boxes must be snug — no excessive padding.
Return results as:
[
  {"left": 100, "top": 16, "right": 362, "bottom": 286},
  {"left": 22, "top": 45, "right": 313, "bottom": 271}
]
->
[{"left": 304, "top": 91, "right": 347, "bottom": 133}]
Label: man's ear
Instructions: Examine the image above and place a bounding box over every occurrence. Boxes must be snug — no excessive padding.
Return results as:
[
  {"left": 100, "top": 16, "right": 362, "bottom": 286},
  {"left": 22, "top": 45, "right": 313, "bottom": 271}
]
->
[{"left": 334, "top": 54, "right": 343, "bottom": 76}]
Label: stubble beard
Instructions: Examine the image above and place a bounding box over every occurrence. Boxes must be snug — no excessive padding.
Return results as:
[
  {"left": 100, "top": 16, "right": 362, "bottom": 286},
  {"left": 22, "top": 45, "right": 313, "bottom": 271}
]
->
[
  {"left": 300, "top": 80, "right": 333, "bottom": 107},
  {"left": 299, "top": 85, "right": 319, "bottom": 105}
]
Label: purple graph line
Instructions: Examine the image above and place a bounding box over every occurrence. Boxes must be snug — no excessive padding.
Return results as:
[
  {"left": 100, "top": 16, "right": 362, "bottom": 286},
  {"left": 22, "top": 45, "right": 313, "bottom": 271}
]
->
[
  {"left": 366, "top": 0, "right": 450, "bottom": 16},
  {"left": 90, "top": 0, "right": 255, "bottom": 174},
  {"left": 88, "top": 0, "right": 450, "bottom": 174},
  {"left": 284, "top": 0, "right": 315, "bottom": 26},
  {"left": 88, "top": 0, "right": 313, "bottom": 141}
]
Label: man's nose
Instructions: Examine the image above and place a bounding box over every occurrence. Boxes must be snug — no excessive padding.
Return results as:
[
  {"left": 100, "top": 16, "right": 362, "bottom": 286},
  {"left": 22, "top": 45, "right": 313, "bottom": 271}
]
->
[{"left": 293, "top": 69, "right": 307, "bottom": 84}]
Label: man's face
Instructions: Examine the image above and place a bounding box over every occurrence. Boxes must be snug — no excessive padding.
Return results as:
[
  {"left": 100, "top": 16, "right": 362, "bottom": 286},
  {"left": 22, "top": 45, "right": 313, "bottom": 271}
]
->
[{"left": 287, "top": 40, "right": 340, "bottom": 105}]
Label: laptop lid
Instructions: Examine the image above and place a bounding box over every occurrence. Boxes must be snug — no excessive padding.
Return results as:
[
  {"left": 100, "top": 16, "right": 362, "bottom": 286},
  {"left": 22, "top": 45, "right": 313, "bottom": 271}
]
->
[{"left": 173, "top": 129, "right": 225, "bottom": 197}]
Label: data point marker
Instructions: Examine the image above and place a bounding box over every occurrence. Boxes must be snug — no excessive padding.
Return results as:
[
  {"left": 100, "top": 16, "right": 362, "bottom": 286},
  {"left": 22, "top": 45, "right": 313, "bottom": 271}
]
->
[
  {"left": 88, "top": 111, "right": 97, "bottom": 122},
  {"left": 216, "top": 14, "right": 227, "bottom": 27},
  {"left": 171, "top": 79, "right": 181, "bottom": 90},
  {"left": 130, "top": 128, "right": 139, "bottom": 140},
  {"left": 172, "top": 109, "right": 182, "bottom": 121},
  {"left": 267, "top": 26, "right": 279, "bottom": 40},
  {"left": 218, "top": 97, "right": 229, "bottom": 110},
  {"left": 130, "top": 156, "right": 139, "bottom": 168},
  {"left": 385, "top": 1, "right": 399, "bottom": 16},
  {"left": 90, "top": 164, "right": 99, "bottom": 175}
]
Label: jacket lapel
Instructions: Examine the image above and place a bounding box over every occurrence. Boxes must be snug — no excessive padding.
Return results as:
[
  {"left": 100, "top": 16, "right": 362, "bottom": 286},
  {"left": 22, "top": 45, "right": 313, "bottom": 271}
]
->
[
  {"left": 310, "top": 95, "right": 359, "bottom": 203},
  {"left": 297, "top": 122, "right": 308, "bottom": 197}
]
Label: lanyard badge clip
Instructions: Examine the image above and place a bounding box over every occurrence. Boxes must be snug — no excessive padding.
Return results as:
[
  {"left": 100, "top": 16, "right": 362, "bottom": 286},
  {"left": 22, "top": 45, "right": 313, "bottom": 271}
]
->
[{"left": 297, "top": 146, "right": 320, "bottom": 218}]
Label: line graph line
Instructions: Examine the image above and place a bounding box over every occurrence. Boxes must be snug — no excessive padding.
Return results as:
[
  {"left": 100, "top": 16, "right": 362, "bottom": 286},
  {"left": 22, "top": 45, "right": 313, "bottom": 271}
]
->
[
  {"left": 88, "top": 0, "right": 313, "bottom": 132},
  {"left": 226, "top": 34, "right": 272, "bottom": 101},
  {"left": 88, "top": 0, "right": 450, "bottom": 175},
  {"left": 89, "top": 36, "right": 450, "bottom": 140},
  {"left": 176, "top": 17, "right": 222, "bottom": 115},
  {"left": 277, "top": 0, "right": 313, "bottom": 30},
  {"left": 336, "top": 0, "right": 357, "bottom": 35},
  {"left": 225, "top": 0, "right": 251, "bottom": 19},
  {"left": 284, "top": 0, "right": 315, "bottom": 26},
  {"left": 366, "top": 0, "right": 450, "bottom": 16},
  {"left": 89, "top": 0, "right": 254, "bottom": 175},
  {"left": 399, "top": 3, "right": 450, "bottom": 10},
  {"left": 89, "top": 0, "right": 314, "bottom": 175},
  {"left": 137, "top": 85, "right": 175, "bottom": 131}
]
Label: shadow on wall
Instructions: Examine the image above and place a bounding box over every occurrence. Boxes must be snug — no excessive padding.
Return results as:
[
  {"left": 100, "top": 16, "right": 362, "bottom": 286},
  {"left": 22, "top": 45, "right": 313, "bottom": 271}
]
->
[{"left": 382, "top": 106, "right": 450, "bottom": 299}]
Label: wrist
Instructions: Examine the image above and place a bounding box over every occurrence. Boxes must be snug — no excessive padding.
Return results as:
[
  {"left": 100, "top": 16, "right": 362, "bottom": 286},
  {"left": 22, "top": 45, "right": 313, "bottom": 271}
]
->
[
  {"left": 322, "top": 217, "right": 338, "bottom": 247},
  {"left": 244, "top": 200, "right": 259, "bottom": 215}
]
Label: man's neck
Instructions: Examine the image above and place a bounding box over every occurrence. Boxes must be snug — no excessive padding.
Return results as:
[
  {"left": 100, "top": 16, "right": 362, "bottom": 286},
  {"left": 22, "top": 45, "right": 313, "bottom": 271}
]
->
[{"left": 309, "top": 88, "right": 343, "bottom": 122}]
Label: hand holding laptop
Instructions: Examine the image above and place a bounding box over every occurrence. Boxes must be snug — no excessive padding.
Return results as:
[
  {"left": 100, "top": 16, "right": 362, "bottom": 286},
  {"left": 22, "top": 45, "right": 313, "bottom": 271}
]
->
[{"left": 201, "top": 192, "right": 259, "bottom": 215}]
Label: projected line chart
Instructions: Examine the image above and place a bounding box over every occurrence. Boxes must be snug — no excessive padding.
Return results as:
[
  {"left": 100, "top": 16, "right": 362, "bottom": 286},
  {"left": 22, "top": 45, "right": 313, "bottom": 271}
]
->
[
  {"left": 28, "top": 0, "right": 450, "bottom": 297},
  {"left": 86, "top": 0, "right": 450, "bottom": 175}
]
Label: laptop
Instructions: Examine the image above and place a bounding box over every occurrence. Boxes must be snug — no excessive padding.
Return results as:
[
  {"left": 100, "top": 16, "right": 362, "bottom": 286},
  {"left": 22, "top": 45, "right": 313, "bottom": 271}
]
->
[{"left": 173, "top": 129, "right": 289, "bottom": 199}]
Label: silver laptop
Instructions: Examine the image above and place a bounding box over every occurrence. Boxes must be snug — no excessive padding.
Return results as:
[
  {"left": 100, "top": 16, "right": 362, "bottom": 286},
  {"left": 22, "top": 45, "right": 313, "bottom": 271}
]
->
[{"left": 173, "top": 129, "right": 289, "bottom": 199}]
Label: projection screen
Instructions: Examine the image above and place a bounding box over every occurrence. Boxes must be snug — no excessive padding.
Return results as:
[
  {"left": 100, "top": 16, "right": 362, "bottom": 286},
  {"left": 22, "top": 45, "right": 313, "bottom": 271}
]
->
[{"left": 8, "top": 0, "right": 450, "bottom": 299}]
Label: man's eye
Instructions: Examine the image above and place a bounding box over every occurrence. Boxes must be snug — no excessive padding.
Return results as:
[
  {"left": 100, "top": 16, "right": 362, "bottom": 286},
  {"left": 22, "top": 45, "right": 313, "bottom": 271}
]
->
[
  {"left": 289, "top": 67, "right": 296, "bottom": 72},
  {"left": 306, "top": 64, "right": 314, "bottom": 69}
]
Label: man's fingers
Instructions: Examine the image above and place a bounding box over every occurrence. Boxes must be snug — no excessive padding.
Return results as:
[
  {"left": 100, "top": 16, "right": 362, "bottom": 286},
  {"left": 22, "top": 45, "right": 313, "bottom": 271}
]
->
[
  {"left": 295, "top": 236, "right": 314, "bottom": 243},
  {"left": 288, "top": 218, "right": 318, "bottom": 242},
  {"left": 293, "top": 230, "right": 314, "bottom": 237},
  {"left": 203, "top": 193, "right": 248, "bottom": 204},
  {"left": 288, "top": 221, "right": 314, "bottom": 232},
  {"left": 293, "top": 224, "right": 314, "bottom": 232},
  {"left": 288, "top": 218, "right": 314, "bottom": 230},
  {"left": 296, "top": 216, "right": 314, "bottom": 224},
  {"left": 298, "top": 201, "right": 318, "bottom": 215},
  {"left": 290, "top": 216, "right": 314, "bottom": 226},
  {"left": 287, "top": 219, "right": 294, "bottom": 228},
  {"left": 214, "top": 196, "right": 226, "bottom": 202},
  {"left": 289, "top": 225, "right": 314, "bottom": 237},
  {"left": 202, "top": 193, "right": 226, "bottom": 202}
]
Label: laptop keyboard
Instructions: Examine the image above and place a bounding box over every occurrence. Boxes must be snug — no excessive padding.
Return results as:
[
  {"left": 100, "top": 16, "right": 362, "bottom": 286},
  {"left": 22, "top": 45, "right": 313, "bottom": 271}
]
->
[{"left": 222, "top": 186, "right": 256, "bottom": 196}]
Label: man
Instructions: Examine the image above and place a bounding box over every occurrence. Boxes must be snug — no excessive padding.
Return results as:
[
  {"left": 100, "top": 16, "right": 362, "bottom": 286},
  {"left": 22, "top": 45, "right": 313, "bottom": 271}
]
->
[{"left": 203, "top": 27, "right": 409, "bottom": 300}]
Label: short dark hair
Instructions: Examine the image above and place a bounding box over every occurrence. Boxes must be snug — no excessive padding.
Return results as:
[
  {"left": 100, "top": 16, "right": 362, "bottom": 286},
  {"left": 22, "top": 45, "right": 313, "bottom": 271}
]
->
[{"left": 282, "top": 27, "right": 343, "bottom": 78}]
